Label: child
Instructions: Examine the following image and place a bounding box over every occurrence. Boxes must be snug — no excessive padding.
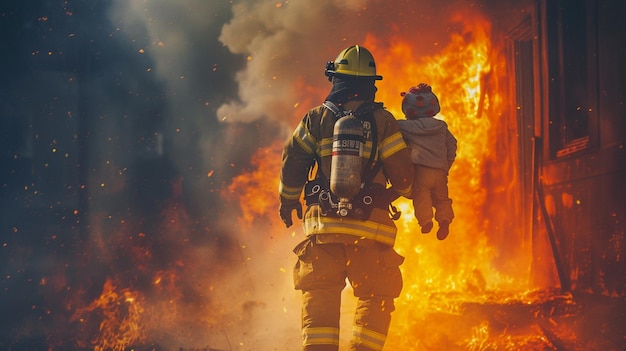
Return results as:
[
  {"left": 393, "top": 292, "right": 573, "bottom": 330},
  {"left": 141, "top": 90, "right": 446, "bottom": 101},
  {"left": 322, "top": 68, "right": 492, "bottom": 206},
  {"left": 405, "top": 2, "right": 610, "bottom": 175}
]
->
[{"left": 398, "top": 83, "right": 457, "bottom": 240}]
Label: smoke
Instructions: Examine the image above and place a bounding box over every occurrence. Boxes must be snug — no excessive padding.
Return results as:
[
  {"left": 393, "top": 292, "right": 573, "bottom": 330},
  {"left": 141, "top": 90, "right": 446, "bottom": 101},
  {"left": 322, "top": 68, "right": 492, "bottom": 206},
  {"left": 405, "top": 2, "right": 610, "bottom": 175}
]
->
[
  {"left": 216, "top": 0, "right": 474, "bottom": 126},
  {"left": 106, "top": 1, "right": 239, "bottom": 173},
  {"left": 101, "top": 1, "right": 304, "bottom": 349},
  {"left": 0, "top": 0, "right": 537, "bottom": 349}
]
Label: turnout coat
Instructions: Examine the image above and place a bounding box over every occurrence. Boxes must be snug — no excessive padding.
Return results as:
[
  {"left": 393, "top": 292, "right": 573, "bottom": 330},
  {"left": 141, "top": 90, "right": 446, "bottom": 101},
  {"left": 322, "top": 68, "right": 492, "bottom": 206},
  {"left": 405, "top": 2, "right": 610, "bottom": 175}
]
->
[{"left": 279, "top": 99, "right": 413, "bottom": 246}]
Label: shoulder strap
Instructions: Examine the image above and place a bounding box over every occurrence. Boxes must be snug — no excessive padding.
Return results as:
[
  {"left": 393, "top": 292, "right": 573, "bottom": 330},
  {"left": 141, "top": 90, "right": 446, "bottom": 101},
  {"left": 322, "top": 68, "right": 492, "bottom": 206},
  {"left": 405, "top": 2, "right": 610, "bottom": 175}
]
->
[
  {"left": 354, "top": 102, "right": 382, "bottom": 185},
  {"left": 308, "top": 101, "right": 347, "bottom": 183},
  {"left": 322, "top": 101, "right": 351, "bottom": 119}
]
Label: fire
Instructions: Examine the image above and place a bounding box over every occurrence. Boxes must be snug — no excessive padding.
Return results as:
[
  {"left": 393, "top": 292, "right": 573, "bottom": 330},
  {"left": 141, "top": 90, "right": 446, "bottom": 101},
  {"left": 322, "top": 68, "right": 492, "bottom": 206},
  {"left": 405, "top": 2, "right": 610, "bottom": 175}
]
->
[
  {"left": 226, "top": 10, "right": 537, "bottom": 349},
  {"left": 65, "top": 177, "right": 248, "bottom": 350},
  {"left": 71, "top": 278, "right": 146, "bottom": 351},
  {"left": 63, "top": 8, "right": 537, "bottom": 351},
  {"left": 362, "top": 10, "right": 536, "bottom": 350},
  {"left": 225, "top": 141, "right": 283, "bottom": 227}
]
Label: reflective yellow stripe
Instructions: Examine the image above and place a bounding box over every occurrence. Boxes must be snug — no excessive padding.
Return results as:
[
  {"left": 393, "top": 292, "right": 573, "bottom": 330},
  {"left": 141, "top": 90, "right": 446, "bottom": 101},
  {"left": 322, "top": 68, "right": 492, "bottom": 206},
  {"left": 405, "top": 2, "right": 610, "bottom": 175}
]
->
[
  {"left": 379, "top": 131, "right": 407, "bottom": 160},
  {"left": 279, "top": 181, "right": 302, "bottom": 201},
  {"left": 319, "top": 137, "right": 332, "bottom": 158},
  {"left": 304, "top": 216, "right": 396, "bottom": 246},
  {"left": 294, "top": 122, "right": 317, "bottom": 154},
  {"left": 303, "top": 327, "right": 340, "bottom": 346},
  {"left": 352, "top": 326, "right": 387, "bottom": 351},
  {"left": 362, "top": 140, "right": 374, "bottom": 160}
]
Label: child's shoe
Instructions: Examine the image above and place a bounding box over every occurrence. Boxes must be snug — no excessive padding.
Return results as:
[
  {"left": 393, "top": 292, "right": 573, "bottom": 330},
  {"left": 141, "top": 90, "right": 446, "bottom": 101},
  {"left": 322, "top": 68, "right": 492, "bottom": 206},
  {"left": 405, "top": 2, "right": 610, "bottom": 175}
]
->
[
  {"left": 437, "top": 221, "right": 450, "bottom": 240},
  {"left": 421, "top": 221, "right": 433, "bottom": 234}
]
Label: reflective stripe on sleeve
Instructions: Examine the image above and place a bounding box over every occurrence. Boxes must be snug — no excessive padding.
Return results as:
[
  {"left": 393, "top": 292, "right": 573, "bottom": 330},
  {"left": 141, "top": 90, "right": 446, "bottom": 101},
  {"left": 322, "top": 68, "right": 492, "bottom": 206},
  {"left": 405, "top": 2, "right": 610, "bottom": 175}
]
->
[
  {"left": 294, "top": 122, "right": 317, "bottom": 155},
  {"left": 279, "top": 181, "right": 302, "bottom": 201},
  {"left": 319, "top": 137, "right": 332, "bottom": 158},
  {"left": 378, "top": 131, "right": 407, "bottom": 160}
]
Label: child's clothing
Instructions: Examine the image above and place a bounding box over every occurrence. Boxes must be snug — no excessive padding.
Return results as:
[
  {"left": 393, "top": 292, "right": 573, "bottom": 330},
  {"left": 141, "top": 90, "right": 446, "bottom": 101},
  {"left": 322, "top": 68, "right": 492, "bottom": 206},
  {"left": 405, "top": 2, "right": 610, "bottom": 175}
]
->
[{"left": 397, "top": 83, "right": 457, "bottom": 239}]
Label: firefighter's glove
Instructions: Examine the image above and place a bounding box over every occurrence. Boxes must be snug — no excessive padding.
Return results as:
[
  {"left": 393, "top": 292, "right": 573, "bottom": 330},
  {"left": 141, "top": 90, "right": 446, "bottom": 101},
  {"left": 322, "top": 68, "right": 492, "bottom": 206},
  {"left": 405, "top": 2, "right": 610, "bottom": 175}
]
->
[{"left": 279, "top": 202, "right": 302, "bottom": 228}]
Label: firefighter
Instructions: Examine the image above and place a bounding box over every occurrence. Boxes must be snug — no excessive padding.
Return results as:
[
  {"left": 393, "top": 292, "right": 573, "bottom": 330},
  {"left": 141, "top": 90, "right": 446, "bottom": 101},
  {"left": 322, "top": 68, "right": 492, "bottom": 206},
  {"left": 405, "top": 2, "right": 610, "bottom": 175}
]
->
[{"left": 279, "top": 45, "right": 414, "bottom": 351}]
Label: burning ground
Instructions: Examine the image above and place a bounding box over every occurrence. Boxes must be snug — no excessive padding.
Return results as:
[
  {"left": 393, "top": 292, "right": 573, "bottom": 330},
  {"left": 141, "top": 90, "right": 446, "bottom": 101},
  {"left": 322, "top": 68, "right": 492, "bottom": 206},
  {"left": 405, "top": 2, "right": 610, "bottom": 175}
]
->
[{"left": 0, "top": 0, "right": 619, "bottom": 350}]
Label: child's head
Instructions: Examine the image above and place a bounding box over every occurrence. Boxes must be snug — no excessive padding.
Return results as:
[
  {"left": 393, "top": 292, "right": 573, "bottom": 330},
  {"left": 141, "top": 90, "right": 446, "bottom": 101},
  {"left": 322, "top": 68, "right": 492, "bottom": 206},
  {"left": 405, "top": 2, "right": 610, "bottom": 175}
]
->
[{"left": 400, "top": 83, "right": 440, "bottom": 119}]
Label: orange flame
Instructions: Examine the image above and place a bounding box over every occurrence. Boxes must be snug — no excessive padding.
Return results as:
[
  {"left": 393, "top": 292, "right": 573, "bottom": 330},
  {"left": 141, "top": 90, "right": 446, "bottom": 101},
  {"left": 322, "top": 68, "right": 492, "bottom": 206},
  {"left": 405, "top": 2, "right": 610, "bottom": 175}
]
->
[
  {"left": 71, "top": 278, "right": 146, "bottom": 351},
  {"left": 227, "top": 9, "right": 541, "bottom": 350},
  {"left": 226, "top": 141, "right": 283, "bottom": 227},
  {"left": 360, "top": 11, "right": 537, "bottom": 350},
  {"left": 157, "top": 7, "right": 545, "bottom": 350}
]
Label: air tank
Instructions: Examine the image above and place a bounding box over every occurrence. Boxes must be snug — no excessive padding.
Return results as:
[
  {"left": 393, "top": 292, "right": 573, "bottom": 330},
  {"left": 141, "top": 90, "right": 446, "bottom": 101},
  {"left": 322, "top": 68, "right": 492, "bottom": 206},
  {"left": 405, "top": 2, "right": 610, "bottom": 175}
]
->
[{"left": 330, "top": 114, "right": 364, "bottom": 217}]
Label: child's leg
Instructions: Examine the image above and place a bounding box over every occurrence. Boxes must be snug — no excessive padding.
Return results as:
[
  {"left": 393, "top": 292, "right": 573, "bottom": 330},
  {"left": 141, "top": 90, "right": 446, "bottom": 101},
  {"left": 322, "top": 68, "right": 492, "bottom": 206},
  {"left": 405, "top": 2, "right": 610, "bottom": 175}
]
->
[
  {"left": 412, "top": 165, "right": 435, "bottom": 226},
  {"left": 432, "top": 172, "right": 453, "bottom": 223}
]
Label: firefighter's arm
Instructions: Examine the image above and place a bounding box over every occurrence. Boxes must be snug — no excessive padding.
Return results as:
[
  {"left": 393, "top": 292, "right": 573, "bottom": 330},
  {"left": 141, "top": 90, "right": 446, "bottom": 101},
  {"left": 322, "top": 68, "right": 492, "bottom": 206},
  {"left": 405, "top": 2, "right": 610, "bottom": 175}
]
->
[
  {"left": 278, "top": 148, "right": 309, "bottom": 227},
  {"left": 378, "top": 119, "right": 414, "bottom": 198},
  {"left": 278, "top": 117, "right": 317, "bottom": 227}
]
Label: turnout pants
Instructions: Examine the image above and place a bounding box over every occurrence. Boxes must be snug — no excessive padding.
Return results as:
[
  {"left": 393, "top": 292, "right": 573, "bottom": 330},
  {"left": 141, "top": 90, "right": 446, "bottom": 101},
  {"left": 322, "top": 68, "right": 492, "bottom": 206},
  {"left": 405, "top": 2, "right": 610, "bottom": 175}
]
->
[{"left": 293, "top": 234, "right": 404, "bottom": 351}]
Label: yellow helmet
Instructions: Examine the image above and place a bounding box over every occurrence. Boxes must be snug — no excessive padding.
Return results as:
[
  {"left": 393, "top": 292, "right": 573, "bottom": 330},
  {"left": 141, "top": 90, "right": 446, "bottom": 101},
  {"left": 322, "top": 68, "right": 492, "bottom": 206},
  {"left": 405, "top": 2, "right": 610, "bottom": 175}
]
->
[{"left": 325, "top": 45, "right": 383, "bottom": 81}]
